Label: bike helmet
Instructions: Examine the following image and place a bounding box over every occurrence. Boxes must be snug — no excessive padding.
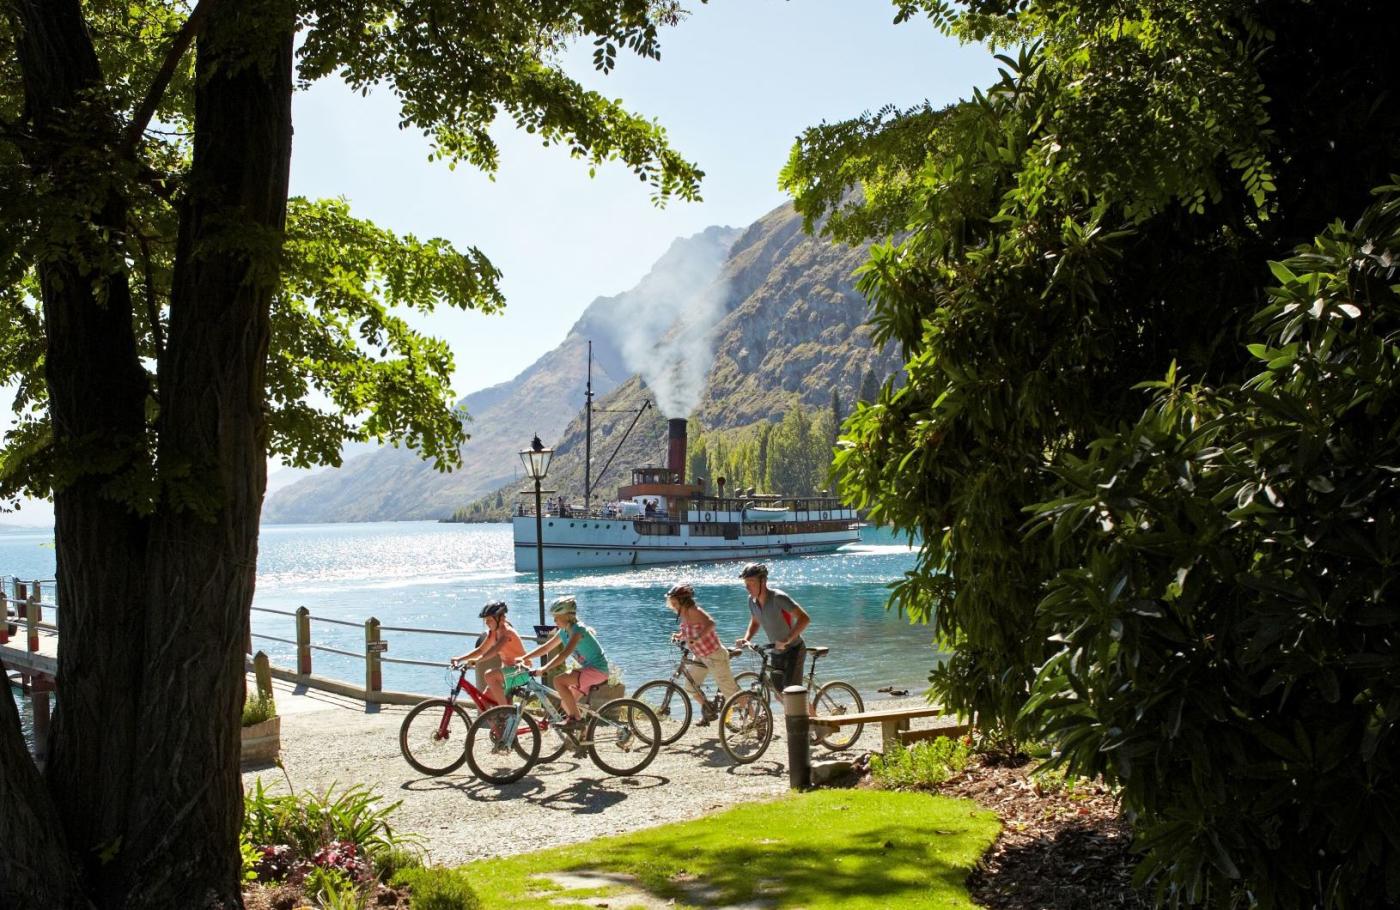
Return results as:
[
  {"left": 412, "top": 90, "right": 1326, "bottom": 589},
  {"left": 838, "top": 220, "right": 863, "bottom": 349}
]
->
[
  {"left": 738, "top": 562, "right": 768, "bottom": 580},
  {"left": 666, "top": 583, "right": 695, "bottom": 601},
  {"left": 549, "top": 595, "right": 578, "bottom": 616},
  {"left": 478, "top": 601, "right": 508, "bottom": 619}
]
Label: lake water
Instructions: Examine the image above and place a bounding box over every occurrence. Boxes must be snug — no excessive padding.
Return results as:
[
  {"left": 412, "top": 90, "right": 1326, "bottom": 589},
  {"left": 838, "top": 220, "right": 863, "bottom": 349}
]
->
[{"left": 3, "top": 521, "right": 939, "bottom": 712}]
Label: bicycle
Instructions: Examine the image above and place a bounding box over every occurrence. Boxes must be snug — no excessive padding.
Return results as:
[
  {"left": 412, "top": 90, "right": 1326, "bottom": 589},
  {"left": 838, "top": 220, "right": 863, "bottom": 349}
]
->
[
  {"left": 718, "top": 643, "right": 865, "bottom": 765},
  {"left": 631, "top": 640, "right": 749, "bottom": 746},
  {"left": 399, "top": 661, "right": 514, "bottom": 776},
  {"left": 466, "top": 670, "right": 661, "bottom": 784}
]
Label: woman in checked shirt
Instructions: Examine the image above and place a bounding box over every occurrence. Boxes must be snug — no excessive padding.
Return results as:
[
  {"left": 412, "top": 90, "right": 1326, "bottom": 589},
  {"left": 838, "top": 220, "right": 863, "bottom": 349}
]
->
[{"left": 666, "top": 583, "right": 740, "bottom": 725}]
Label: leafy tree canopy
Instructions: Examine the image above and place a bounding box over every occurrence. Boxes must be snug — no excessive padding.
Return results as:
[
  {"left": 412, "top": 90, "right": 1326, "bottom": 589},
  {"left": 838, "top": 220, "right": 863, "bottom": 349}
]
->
[{"left": 0, "top": 0, "right": 703, "bottom": 510}]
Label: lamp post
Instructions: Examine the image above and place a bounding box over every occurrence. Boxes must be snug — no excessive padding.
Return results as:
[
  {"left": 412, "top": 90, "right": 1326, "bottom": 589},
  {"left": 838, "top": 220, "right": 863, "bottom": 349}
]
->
[{"left": 520, "top": 434, "right": 553, "bottom": 627}]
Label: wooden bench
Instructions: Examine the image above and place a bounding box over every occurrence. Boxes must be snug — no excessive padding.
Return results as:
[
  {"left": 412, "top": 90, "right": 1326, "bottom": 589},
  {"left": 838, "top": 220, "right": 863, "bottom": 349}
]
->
[{"left": 810, "top": 705, "right": 971, "bottom": 751}]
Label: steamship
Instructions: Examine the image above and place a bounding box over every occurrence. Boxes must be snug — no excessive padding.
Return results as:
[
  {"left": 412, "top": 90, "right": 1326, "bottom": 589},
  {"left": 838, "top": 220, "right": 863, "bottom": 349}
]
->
[{"left": 512, "top": 417, "right": 860, "bottom": 571}]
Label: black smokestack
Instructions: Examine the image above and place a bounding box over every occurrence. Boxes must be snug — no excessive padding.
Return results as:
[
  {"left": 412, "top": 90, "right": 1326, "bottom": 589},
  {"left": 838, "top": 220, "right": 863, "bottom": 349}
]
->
[{"left": 667, "top": 418, "right": 687, "bottom": 482}]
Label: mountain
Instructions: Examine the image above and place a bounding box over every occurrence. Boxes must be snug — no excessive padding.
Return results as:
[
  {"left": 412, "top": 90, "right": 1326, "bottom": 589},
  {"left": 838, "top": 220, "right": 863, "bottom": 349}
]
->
[
  {"left": 262, "top": 225, "right": 742, "bottom": 523},
  {"left": 266, "top": 199, "right": 903, "bottom": 523}
]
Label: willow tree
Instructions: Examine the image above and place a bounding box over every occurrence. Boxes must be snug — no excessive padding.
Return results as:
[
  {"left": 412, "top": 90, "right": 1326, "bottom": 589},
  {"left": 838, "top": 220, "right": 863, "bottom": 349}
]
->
[{"left": 0, "top": 2, "right": 700, "bottom": 907}]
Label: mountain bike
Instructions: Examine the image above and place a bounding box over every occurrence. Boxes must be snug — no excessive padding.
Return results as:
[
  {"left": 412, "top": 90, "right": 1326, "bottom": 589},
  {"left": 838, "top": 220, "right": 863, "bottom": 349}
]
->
[
  {"left": 399, "top": 661, "right": 511, "bottom": 775},
  {"left": 466, "top": 670, "right": 661, "bottom": 784},
  {"left": 631, "top": 640, "right": 748, "bottom": 745},
  {"left": 718, "top": 643, "right": 864, "bottom": 765}
]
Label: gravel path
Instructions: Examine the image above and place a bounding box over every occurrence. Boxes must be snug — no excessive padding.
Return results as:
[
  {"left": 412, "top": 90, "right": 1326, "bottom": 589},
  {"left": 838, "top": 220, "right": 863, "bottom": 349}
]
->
[{"left": 241, "top": 677, "right": 957, "bottom": 866}]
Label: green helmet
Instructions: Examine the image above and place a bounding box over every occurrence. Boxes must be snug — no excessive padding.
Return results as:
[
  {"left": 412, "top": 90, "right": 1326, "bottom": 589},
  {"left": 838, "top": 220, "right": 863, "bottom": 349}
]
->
[{"left": 550, "top": 595, "right": 578, "bottom": 616}]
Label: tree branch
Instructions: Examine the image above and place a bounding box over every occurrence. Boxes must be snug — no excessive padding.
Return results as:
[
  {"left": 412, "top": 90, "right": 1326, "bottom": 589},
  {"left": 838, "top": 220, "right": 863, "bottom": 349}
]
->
[{"left": 122, "top": 0, "right": 220, "bottom": 153}]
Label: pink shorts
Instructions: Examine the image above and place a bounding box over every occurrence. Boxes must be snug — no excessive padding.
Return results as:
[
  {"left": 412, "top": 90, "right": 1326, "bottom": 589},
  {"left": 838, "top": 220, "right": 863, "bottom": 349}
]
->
[{"left": 567, "top": 666, "right": 609, "bottom": 696}]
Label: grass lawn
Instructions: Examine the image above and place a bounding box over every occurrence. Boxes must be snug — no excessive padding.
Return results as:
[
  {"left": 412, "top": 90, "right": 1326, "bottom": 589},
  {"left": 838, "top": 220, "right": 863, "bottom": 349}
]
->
[{"left": 463, "top": 789, "right": 1000, "bottom": 909}]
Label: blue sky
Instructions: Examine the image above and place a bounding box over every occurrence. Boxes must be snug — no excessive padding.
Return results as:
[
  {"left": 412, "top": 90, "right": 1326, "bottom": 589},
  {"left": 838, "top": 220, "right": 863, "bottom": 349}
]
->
[{"left": 288, "top": 0, "right": 998, "bottom": 395}]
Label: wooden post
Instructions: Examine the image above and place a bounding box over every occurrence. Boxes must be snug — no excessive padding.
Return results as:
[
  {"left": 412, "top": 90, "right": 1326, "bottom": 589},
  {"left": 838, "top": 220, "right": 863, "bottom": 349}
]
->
[
  {"left": 253, "top": 650, "right": 274, "bottom": 702},
  {"left": 365, "top": 617, "right": 382, "bottom": 695},
  {"left": 1, "top": 587, "right": 10, "bottom": 645},
  {"left": 295, "top": 606, "right": 312, "bottom": 676},
  {"left": 29, "top": 675, "right": 54, "bottom": 766},
  {"left": 25, "top": 585, "right": 39, "bottom": 654},
  {"left": 783, "top": 685, "right": 811, "bottom": 790}
]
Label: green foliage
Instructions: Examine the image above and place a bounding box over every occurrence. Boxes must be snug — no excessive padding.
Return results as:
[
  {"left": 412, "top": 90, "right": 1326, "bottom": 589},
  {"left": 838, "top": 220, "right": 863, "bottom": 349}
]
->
[
  {"left": 869, "top": 737, "right": 971, "bottom": 790},
  {"left": 303, "top": 866, "right": 365, "bottom": 910},
  {"left": 241, "top": 693, "right": 277, "bottom": 727},
  {"left": 0, "top": 0, "right": 704, "bottom": 509},
  {"left": 1024, "top": 188, "right": 1400, "bottom": 909},
  {"left": 391, "top": 866, "right": 482, "bottom": 910},
  {"left": 241, "top": 779, "right": 419, "bottom": 875},
  {"left": 787, "top": 0, "right": 1400, "bottom": 749}
]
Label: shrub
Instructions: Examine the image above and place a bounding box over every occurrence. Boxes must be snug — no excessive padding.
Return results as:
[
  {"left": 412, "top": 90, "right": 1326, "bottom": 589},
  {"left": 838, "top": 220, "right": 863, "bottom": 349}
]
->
[
  {"left": 1026, "top": 188, "right": 1400, "bottom": 907},
  {"left": 870, "top": 737, "right": 971, "bottom": 790},
  {"left": 241, "top": 779, "right": 420, "bottom": 886},
  {"left": 242, "top": 692, "right": 277, "bottom": 727},
  {"left": 391, "top": 866, "right": 481, "bottom": 910}
]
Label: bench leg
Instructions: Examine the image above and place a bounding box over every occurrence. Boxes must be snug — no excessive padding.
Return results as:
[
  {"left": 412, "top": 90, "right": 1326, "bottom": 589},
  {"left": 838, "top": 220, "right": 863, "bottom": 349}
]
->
[{"left": 881, "top": 719, "right": 909, "bottom": 751}]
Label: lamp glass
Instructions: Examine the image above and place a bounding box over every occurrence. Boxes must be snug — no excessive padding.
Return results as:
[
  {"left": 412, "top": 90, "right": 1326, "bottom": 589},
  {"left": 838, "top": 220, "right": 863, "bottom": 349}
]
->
[{"left": 520, "top": 446, "right": 553, "bottom": 480}]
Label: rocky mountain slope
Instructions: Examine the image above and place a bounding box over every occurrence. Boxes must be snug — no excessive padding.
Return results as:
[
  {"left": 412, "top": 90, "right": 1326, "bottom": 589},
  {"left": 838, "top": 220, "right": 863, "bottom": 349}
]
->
[
  {"left": 265, "top": 201, "right": 902, "bottom": 523},
  {"left": 263, "top": 226, "right": 740, "bottom": 523}
]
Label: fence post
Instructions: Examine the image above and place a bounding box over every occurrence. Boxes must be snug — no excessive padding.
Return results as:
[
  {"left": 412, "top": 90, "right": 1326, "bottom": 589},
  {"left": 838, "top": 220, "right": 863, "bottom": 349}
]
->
[
  {"left": 365, "top": 617, "right": 382, "bottom": 696},
  {"left": 1, "top": 586, "right": 10, "bottom": 645},
  {"left": 783, "top": 685, "right": 811, "bottom": 790},
  {"left": 24, "top": 585, "right": 39, "bottom": 654},
  {"left": 253, "top": 651, "right": 274, "bottom": 703},
  {"left": 295, "top": 606, "right": 312, "bottom": 676}
]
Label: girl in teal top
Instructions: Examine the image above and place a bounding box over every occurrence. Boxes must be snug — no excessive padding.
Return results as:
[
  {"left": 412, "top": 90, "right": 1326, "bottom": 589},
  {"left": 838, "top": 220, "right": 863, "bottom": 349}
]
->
[{"left": 518, "top": 595, "right": 611, "bottom": 727}]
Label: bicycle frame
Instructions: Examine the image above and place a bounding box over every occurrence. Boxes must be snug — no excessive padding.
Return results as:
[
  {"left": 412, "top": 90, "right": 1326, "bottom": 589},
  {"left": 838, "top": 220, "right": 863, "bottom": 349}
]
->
[{"left": 743, "top": 644, "right": 821, "bottom": 706}]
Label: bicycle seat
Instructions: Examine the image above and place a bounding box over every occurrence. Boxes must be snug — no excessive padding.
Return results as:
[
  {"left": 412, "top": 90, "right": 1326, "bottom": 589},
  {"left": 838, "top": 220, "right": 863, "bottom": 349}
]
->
[{"left": 808, "top": 646, "right": 830, "bottom": 658}]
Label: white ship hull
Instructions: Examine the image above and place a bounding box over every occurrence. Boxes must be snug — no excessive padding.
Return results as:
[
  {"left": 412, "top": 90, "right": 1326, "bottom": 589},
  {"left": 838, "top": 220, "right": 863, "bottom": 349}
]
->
[{"left": 512, "top": 514, "right": 860, "bottom": 570}]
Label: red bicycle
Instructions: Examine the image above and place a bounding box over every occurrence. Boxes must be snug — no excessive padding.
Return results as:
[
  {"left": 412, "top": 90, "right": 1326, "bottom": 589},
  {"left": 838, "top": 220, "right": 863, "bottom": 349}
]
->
[{"left": 399, "top": 662, "right": 566, "bottom": 775}]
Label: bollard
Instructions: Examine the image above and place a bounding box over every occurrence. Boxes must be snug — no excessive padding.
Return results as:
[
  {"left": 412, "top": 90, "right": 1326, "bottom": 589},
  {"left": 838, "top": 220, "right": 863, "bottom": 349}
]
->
[
  {"left": 365, "top": 617, "right": 383, "bottom": 695},
  {"left": 783, "top": 685, "right": 811, "bottom": 790},
  {"left": 253, "top": 651, "right": 275, "bottom": 703},
  {"left": 295, "top": 606, "right": 312, "bottom": 675}
]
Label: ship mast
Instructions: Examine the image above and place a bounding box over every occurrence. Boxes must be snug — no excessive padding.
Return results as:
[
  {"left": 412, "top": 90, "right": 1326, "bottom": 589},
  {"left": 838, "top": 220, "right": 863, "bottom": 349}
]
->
[{"left": 584, "top": 340, "right": 593, "bottom": 515}]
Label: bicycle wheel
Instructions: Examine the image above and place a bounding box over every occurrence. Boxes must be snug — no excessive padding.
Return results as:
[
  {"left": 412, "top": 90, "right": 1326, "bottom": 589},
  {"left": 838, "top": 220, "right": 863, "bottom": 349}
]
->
[
  {"left": 719, "top": 691, "right": 773, "bottom": 765},
  {"left": 465, "top": 706, "right": 540, "bottom": 784},
  {"left": 518, "top": 691, "right": 570, "bottom": 763},
  {"left": 734, "top": 670, "right": 762, "bottom": 693},
  {"left": 813, "top": 680, "right": 865, "bottom": 750},
  {"left": 399, "top": 699, "right": 472, "bottom": 775},
  {"left": 631, "top": 680, "right": 691, "bottom": 745},
  {"left": 586, "top": 698, "right": 660, "bottom": 776}
]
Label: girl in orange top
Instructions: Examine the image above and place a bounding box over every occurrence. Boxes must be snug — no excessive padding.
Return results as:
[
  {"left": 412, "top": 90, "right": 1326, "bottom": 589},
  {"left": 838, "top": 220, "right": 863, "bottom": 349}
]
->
[{"left": 453, "top": 601, "right": 530, "bottom": 705}]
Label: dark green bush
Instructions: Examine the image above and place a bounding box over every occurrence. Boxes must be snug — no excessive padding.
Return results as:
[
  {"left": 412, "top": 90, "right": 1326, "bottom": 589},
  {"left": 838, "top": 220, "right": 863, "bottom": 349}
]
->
[
  {"left": 1027, "top": 187, "right": 1400, "bottom": 908},
  {"left": 391, "top": 866, "right": 481, "bottom": 910}
]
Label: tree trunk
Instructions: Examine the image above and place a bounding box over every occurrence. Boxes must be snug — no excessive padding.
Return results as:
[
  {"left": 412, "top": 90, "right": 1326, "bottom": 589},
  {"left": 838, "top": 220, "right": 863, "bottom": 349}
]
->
[
  {"left": 1, "top": 0, "right": 295, "bottom": 906},
  {"left": 119, "top": 1, "right": 294, "bottom": 905},
  {"left": 2, "top": 1, "right": 149, "bottom": 905}
]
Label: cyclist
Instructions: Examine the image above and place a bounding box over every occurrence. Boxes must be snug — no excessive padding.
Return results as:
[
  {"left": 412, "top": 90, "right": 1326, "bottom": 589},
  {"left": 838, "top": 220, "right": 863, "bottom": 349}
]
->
[
  {"left": 665, "top": 582, "right": 739, "bottom": 726},
  {"left": 516, "top": 595, "right": 611, "bottom": 730},
  {"left": 734, "top": 563, "right": 810, "bottom": 701},
  {"left": 451, "top": 601, "right": 530, "bottom": 706}
]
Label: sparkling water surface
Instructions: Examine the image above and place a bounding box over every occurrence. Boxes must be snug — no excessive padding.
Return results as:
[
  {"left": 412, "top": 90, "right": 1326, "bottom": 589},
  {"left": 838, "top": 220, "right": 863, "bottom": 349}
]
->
[{"left": 3, "top": 522, "right": 939, "bottom": 703}]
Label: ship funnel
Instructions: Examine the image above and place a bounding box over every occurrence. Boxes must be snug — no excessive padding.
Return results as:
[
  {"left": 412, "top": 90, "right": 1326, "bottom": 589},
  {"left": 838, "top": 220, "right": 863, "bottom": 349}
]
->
[{"left": 667, "top": 418, "right": 687, "bottom": 482}]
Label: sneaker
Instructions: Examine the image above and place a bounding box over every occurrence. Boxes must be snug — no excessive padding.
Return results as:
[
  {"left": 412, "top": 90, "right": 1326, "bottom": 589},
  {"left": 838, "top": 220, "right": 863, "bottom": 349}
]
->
[
  {"left": 558, "top": 715, "right": 586, "bottom": 734},
  {"left": 695, "top": 717, "right": 713, "bottom": 728}
]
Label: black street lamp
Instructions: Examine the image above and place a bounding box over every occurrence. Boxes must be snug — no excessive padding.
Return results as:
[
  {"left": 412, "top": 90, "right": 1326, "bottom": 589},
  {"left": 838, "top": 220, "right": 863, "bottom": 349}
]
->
[{"left": 520, "top": 434, "right": 553, "bottom": 627}]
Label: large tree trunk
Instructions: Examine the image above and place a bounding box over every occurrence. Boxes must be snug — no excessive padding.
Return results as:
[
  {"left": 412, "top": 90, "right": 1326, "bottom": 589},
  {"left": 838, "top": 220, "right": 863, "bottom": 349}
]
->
[
  {"left": 119, "top": 1, "right": 294, "bottom": 905},
  {"left": 1, "top": 1, "right": 295, "bottom": 906},
  {"left": 2, "top": 1, "right": 150, "bottom": 906}
]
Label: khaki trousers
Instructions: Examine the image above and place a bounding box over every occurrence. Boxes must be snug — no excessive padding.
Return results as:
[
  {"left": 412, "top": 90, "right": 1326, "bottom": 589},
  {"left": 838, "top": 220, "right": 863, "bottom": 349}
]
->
[{"left": 681, "top": 649, "right": 740, "bottom": 701}]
